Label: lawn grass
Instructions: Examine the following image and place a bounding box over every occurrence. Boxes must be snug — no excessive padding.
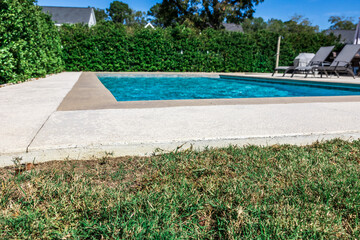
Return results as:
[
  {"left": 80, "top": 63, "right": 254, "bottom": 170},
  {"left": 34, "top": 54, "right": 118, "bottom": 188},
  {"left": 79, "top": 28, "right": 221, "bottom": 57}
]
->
[{"left": 1, "top": 139, "right": 360, "bottom": 239}]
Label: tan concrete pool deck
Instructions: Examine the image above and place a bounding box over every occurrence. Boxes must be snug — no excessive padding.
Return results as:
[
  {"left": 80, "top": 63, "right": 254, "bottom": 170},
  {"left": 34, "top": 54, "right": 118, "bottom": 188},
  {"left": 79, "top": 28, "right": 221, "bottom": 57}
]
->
[{"left": 1, "top": 71, "right": 360, "bottom": 167}]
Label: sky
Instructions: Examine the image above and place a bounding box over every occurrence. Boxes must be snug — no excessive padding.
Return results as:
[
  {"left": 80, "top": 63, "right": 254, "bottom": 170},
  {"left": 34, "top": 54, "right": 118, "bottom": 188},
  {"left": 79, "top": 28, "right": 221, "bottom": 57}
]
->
[{"left": 37, "top": 0, "right": 360, "bottom": 30}]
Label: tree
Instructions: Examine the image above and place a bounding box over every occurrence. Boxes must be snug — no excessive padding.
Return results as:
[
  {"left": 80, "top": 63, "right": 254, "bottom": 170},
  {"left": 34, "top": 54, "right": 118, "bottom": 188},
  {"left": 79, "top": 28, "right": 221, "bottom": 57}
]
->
[
  {"left": 107, "top": 1, "right": 132, "bottom": 24},
  {"left": 148, "top": 1, "right": 200, "bottom": 28},
  {"left": 93, "top": 8, "right": 108, "bottom": 21},
  {"left": 283, "top": 15, "right": 319, "bottom": 33},
  {"left": 107, "top": 1, "right": 147, "bottom": 25},
  {"left": 148, "top": 0, "right": 265, "bottom": 30},
  {"left": 266, "top": 18, "right": 284, "bottom": 33},
  {"left": 148, "top": 2, "right": 180, "bottom": 27},
  {"left": 328, "top": 16, "right": 356, "bottom": 30},
  {"left": 242, "top": 17, "right": 266, "bottom": 32},
  {"left": 242, "top": 15, "right": 319, "bottom": 34},
  {"left": 130, "top": 10, "right": 147, "bottom": 25}
]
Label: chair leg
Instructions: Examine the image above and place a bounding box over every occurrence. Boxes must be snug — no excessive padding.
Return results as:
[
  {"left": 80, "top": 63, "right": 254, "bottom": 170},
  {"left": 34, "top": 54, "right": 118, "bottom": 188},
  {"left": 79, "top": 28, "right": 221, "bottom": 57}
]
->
[
  {"left": 283, "top": 68, "right": 291, "bottom": 77},
  {"left": 335, "top": 71, "right": 340, "bottom": 78},
  {"left": 348, "top": 69, "right": 356, "bottom": 79},
  {"left": 272, "top": 70, "right": 275, "bottom": 77},
  {"left": 324, "top": 70, "right": 329, "bottom": 78},
  {"left": 291, "top": 71, "right": 295, "bottom": 78}
]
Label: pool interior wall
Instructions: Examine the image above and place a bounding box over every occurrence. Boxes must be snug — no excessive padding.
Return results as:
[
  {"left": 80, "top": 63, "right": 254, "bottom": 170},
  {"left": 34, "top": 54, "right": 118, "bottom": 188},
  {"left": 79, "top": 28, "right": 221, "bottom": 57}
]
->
[{"left": 97, "top": 74, "right": 360, "bottom": 102}]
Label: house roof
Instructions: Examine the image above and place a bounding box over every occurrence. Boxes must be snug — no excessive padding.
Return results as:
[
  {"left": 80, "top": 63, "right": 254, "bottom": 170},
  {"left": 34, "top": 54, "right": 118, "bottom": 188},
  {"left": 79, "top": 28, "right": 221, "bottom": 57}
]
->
[
  {"left": 325, "top": 29, "right": 356, "bottom": 44},
  {"left": 41, "top": 6, "right": 94, "bottom": 25},
  {"left": 223, "top": 23, "right": 244, "bottom": 33}
]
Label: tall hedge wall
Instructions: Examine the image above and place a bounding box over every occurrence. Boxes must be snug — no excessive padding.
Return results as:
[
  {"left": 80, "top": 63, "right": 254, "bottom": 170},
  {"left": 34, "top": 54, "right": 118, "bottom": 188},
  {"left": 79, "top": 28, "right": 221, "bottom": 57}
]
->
[
  {"left": 0, "top": 1, "right": 340, "bottom": 85},
  {"left": 0, "top": 0, "right": 63, "bottom": 84},
  {"left": 60, "top": 23, "right": 340, "bottom": 73}
]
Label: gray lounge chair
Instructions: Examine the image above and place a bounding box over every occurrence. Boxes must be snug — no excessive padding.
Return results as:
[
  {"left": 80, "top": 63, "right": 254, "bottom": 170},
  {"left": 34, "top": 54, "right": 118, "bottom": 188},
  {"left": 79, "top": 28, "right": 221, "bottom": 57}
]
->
[
  {"left": 317, "top": 44, "right": 360, "bottom": 79},
  {"left": 290, "top": 46, "right": 335, "bottom": 78},
  {"left": 273, "top": 46, "right": 334, "bottom": 77},
  {"left": 272, "top": 65, "right": 296, "bottom": 77}
]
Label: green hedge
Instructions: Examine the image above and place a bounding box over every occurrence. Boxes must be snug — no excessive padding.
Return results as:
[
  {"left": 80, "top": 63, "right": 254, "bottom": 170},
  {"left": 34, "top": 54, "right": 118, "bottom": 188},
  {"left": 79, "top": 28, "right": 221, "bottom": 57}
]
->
[
  {"left": 0, "top": 0, "right": 63, "bottom": 84},
  {"left": 0, "top": 2, "right": 341, "bottom": 84},
  {"left": 60, "top": 23, "right": 340, "bottom": 73}
]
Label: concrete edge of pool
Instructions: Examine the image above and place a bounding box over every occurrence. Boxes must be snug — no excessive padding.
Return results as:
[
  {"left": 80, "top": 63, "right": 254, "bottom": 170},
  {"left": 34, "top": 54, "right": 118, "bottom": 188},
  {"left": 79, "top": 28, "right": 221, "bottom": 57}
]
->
[{"left": 58, "top": 72, "right": 360, "bottom": 111}]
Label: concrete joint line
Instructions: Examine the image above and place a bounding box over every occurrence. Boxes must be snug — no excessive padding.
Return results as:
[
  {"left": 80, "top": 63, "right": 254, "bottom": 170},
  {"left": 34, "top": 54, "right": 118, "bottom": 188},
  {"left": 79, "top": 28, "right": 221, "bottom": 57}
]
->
[
  {"left": 26, "top": 112, "right": 53, "bottom": 153},
  {"left": 25, "top": 72, "right": 83, "bottom": 153}
]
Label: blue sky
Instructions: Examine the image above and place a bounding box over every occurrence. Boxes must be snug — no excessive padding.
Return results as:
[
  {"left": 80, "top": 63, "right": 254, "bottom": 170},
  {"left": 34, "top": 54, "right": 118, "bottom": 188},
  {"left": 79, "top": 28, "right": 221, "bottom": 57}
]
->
[{"left": 37, "top": 0, "right": 360, "bottom": 30}]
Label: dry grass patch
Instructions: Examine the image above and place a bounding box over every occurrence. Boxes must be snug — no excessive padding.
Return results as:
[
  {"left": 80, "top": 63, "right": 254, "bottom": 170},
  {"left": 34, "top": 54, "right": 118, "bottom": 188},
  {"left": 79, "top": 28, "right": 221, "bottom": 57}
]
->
[{"left": 1, "top": 139, "right": 360, "bottom": 239}]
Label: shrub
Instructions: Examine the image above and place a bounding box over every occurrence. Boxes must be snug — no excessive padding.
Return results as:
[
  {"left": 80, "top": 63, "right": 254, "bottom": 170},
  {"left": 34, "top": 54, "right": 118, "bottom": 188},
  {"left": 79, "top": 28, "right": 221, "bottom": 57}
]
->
[
  {"left": 0, "top": 2, "right": 341, "bottom": 84},
  {"left": 60, "top": 23, "right": 340, "bottom": 73},
  {"left": 0, "top": 0, "right": 63, "bottom": 84}
]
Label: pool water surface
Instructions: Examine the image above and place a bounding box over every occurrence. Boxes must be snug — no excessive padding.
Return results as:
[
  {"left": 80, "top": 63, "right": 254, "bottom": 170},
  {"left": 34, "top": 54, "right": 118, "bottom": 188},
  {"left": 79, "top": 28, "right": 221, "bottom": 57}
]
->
[{"left": 97, "top": 74, "right": 360, "bottom": 102}]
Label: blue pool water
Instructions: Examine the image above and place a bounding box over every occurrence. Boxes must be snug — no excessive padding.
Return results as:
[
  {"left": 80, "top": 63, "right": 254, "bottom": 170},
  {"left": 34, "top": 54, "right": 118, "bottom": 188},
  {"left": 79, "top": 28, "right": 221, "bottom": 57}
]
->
[{"left": 97, "top": 74, "right": 360, "bottom": 101}]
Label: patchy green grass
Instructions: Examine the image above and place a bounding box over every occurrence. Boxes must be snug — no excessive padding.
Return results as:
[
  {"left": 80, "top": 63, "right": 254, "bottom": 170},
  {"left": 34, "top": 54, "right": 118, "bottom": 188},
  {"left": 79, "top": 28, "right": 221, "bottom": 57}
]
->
[{"left": 1, "top": 139, "right": 360, "bottom": 239}]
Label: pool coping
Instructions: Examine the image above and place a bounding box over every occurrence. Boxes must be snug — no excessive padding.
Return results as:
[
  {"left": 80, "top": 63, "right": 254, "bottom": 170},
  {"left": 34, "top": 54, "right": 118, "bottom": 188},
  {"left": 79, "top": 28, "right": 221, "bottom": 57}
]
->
[{"left": 57, "top": 72, "right": 360, "bottom": 111}]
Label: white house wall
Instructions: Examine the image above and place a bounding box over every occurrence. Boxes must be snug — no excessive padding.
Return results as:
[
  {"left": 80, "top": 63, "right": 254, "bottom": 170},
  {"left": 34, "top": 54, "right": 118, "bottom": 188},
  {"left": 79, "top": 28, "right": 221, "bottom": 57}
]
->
[{"left": 88, "top": 9, "right": 97, "bottom": 27}]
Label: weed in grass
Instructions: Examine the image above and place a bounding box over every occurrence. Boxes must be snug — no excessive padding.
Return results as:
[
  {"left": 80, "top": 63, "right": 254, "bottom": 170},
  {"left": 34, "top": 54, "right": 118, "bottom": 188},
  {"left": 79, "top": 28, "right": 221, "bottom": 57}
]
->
[{"left": 0, "top": 139, "right": 359, "bottom": 239}]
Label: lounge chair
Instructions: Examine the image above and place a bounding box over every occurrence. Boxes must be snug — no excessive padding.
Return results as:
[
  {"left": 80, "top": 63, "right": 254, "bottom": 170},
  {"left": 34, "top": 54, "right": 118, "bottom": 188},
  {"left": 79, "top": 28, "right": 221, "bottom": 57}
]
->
[
  {"left": 272, "top": 65, "right": 296, "bottom": 77},
  {"left": 272, "top": 46, "right": 334, "bottom": 77},
  {"left": 290, "top": 46, "right": 335, "bottom": 78},
  {"left": 317, "top": 45, "right": 360, "bottom": 79},
  {"left": 272, "top": 56, "right": 302, "bottom": 77}
]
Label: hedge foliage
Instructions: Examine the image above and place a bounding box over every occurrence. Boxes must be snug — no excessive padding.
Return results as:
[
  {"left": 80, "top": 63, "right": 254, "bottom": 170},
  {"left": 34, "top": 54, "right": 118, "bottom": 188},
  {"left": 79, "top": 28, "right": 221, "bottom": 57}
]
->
[
  {"left": 0, "top": 0, "right": 63, "bottom": 84},
  {"left": 0, "top": 1, "right": 341, "bottom": 84},
  {"left": 60, "top": 22, "right": 340, "bottom": 73}
]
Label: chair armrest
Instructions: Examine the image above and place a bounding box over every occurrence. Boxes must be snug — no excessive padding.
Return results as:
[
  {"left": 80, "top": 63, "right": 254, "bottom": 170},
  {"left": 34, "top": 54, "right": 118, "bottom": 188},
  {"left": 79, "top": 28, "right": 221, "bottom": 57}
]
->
[
  {"left": 336, "top": 61, "right": 351, "bottom": 66},
  {"left": 332, "top": 61, "right": 351, "bottom": 69}
]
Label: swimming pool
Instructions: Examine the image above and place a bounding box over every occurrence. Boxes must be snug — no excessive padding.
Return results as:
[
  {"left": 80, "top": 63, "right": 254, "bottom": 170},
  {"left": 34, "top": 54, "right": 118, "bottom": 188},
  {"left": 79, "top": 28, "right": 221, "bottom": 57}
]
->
[{"left": 97, "top": 74, "right": 360, "bottom": 102}]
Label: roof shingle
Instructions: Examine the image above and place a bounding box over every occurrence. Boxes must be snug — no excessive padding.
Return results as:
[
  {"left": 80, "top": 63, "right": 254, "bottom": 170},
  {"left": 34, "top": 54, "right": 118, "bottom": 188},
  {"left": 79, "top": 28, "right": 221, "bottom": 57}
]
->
[
  {"left": 41, "top": 6, "right": 93, "bottom": 25},
  {"left": 223, "top": 23, "right": 244, "bottom": 33},
  {"left": 325, "top": 29, "right": 356, "bottom": 44}
]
